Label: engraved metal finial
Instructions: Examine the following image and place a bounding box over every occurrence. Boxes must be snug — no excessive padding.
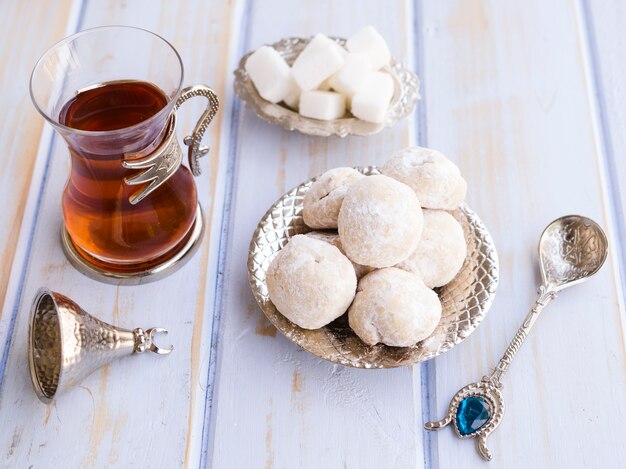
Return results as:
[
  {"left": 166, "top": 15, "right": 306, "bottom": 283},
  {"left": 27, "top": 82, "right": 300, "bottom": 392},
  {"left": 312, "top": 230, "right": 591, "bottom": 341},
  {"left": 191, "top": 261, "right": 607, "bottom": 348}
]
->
[
  {"left": 425, "top": 215, "right": 608, "bottom": 461},
  {"left": 135, "top": 327, "right": 174, "bottom": 355},
  {"left": 28, "top": 288, "right": 173, "bottom": 403}
]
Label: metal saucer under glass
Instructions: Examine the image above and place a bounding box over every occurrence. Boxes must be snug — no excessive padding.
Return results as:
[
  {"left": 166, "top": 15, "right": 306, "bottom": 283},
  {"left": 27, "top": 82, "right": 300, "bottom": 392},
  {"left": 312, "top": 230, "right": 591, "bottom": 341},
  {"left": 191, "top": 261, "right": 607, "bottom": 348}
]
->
[{"left": 61, "top": 204, "right": 204, "bottom": 285}]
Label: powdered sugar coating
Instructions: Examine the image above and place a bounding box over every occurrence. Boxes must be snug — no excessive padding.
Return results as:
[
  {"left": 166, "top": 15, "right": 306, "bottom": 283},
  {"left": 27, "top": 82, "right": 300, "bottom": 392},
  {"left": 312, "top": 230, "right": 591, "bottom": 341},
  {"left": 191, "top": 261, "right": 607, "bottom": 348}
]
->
[
  {"left": 348, "top": 268, "right": 442, "bottom": 346},
  {"left": 303, "top": 167, "right": 364, "bottom": 229},
  {"left": 266, "top": 235, "right": 357, "bottom": 329},
  {"left": 305, "top": 231, "right": 375, "bottom": 279},
  {"left": 381, "top": 146, "right": 467, "bottom": 209},
  {"left": 396, "top": 210, "right": 467, "bottom": 288},
  {"left": 338, "top": 175, "right": 423, "bottom": 268}
]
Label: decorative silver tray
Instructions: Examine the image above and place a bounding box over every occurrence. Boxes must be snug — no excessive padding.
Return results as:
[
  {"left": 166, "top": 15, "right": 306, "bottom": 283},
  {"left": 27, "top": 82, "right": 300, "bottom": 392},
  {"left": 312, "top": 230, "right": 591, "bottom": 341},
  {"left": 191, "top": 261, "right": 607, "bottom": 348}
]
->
[
  {"left": 234, "top": 37, "right": 420, "bottom": 137},
  {"left": 247, "top": 167, "right": 499, "bottom": 368}
]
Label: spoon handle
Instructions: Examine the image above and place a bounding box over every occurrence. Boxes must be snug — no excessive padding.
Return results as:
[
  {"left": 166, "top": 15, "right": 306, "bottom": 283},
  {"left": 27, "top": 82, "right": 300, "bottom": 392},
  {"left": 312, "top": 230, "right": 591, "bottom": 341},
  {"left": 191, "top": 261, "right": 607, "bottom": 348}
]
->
[
  {"left": 487, "top": 285, "right": 557, "bottom": 386},
  {"left": 425, "top": 284, "right": 558, "bottom": 461}
]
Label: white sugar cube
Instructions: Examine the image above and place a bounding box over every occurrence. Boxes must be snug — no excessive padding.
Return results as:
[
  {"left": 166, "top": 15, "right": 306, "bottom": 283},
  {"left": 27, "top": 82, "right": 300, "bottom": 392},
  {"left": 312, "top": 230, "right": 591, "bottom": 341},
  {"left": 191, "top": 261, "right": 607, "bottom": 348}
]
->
[
  {"left": 331, "top": 41, "right": 348, "bottom": 59},
  {"left": 245, "top": 46, "right": 295, "bottom": 103},
  {"left": 350, "top": 71, "right": 394, "bottom": 123},
  {"left": 292, "top": 34, "right": 345, "bottom": 91},
  {"left": 328, "top": 53, "right": 372, "bottom": 96},
  {"left": 299, "top": 90, "right": 346, "bottom": 121},
  {"left": 317, "top": 78, "right": 332, "bottom": 91},
  {"left": 298, "top": 33, "right": 336, "bottom": 60},
  {"left": 283, "top": 86, "right": 300, "bottom": 110},
  {"left": 346, "top": 26, "right": 391, "bottom": 70}
]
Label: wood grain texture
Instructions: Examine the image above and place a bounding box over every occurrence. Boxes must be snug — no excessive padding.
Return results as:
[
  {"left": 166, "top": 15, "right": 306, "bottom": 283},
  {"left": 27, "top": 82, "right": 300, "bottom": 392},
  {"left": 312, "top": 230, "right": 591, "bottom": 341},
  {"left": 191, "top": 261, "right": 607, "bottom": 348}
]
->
[
  {"left": 582, "top": 0, "right": 626, "bottom": 306},
  {"left": 208, "top": 1, "right": 426, "bottom": 468},
  {"left": 0, "top": 0, "right": 75, "bottom": 317},
  {"left": 0, "top": 0, "right": 244, "bottom": 467},
  {"left": 0, "top": 0, "right": 625, "bottom": 468},
  {"left": 420, "top": 0, "right": 626, "bottom": 467}
]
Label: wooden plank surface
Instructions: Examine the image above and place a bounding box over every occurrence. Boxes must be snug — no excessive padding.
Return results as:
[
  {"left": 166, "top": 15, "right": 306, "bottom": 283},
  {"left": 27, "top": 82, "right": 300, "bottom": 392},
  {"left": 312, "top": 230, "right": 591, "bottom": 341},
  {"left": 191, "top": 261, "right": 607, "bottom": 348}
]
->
[
  {"left": 208, "top": 1, "right": 426, "bottom": 468},
  {"left": 583, "top": 0, "right": 626, "bottom": 300},
  {"left": 0, "top": 0, "right": 75, "bottom": 322},
  {"left": 420, "top": 0, "right": 626, "bottom": 467},
  {"left": 0, "top": 0, "right": 624, "bottom": 468}
]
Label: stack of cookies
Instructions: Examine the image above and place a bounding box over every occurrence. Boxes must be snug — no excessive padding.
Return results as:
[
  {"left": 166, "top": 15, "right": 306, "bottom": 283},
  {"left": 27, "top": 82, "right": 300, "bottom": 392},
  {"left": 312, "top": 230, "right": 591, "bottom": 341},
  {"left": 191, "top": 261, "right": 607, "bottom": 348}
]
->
[{"left": 267, "top": 146, "right": 468, "bottom": 347}]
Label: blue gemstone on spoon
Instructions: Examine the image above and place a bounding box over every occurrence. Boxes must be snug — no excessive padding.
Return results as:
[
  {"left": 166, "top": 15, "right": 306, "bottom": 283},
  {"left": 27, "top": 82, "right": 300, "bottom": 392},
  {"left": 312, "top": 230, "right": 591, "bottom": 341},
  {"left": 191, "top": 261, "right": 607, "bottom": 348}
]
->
[{"left": 456, "top": 396, "right": 490, "bottom": 436}]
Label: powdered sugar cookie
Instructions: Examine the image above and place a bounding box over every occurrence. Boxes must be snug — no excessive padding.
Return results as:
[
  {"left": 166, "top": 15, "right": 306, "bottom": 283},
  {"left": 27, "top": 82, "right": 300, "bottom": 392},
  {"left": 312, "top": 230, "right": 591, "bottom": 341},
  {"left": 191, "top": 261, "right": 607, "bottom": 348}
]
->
[
  {"left": 267, "top": 235, "right": 356, "bottom": 329},
  {"left": 348, "top": 268, "right": 441, "bottom": 346},
  {"left": 396, "top": 210, "right": 467, "bottom": 288},
  {"left": 306, "top": 231, "right": 375, "bottom": 279},
  {"left": 381, "top": 146, "right": 467, "bottom": 210},
  {"left": 303, "top": 167, "right": 364, "bottom": 229},
  {"left": 338, "top": 175, "right": 423, "bottom": 268}
]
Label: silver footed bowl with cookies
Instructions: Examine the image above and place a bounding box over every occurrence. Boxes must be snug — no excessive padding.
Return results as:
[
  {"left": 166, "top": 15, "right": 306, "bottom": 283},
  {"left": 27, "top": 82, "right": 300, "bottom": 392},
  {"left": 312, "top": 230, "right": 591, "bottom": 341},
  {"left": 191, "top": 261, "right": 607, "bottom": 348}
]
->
[{"left": 248, "top": 147, "right": 499, "bottom": 368}]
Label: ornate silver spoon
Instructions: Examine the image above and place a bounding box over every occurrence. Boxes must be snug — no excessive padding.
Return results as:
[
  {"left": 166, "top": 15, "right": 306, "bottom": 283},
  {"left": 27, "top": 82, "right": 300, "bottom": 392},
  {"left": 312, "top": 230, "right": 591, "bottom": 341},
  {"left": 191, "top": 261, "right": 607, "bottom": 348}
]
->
[{"left": 425, "top": 215, "right": 608, "bottom": 461}]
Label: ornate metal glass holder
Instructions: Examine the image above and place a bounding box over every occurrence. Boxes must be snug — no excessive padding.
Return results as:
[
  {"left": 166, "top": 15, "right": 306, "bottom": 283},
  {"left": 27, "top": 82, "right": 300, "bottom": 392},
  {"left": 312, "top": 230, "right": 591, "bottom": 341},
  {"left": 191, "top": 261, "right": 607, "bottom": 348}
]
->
[{"left": 30, "top": 26, "right": 219, "bottom": 284}]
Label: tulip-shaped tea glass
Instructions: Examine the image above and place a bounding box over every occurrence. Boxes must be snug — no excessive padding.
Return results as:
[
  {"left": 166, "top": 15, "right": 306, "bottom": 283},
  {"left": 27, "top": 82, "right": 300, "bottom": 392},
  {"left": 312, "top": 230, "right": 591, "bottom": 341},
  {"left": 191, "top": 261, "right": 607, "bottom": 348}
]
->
[{"left": 30, "top": 26, "right": 219, "bottom": 284}]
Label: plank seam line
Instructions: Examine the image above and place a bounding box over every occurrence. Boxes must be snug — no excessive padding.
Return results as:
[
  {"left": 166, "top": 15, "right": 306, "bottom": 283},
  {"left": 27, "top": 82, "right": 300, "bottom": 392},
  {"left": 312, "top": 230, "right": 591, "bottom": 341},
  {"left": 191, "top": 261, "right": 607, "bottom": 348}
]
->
[
  {"left": 0, "top": 133, "right": 56, "bottom": 389},
  {"left": 198, "top": 0, "right": 254, "bottom": 467},
  {"left": 0, "top": 0, "right": 88, "bottom": 390},
  {"left": 413, "top": 1, "right": 438, "bottom": 469},
  {"left": 578, "top": 0, "right": 626, "bottom": 309}
]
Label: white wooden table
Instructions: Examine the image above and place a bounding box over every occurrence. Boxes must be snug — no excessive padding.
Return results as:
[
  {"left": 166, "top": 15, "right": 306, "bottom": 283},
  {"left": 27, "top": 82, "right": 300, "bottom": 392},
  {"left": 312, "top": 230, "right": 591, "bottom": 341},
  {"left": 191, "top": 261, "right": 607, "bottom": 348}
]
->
[{"left": 1, "top": 1, "right": 625, "bottom": 467}]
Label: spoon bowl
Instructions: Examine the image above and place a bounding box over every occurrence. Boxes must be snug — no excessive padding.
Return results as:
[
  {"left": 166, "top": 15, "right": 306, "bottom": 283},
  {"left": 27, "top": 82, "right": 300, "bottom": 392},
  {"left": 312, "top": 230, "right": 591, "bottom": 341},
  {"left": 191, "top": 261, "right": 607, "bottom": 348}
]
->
[{"left": 538, "top": 215, "right": 608, "bottom": 292}]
